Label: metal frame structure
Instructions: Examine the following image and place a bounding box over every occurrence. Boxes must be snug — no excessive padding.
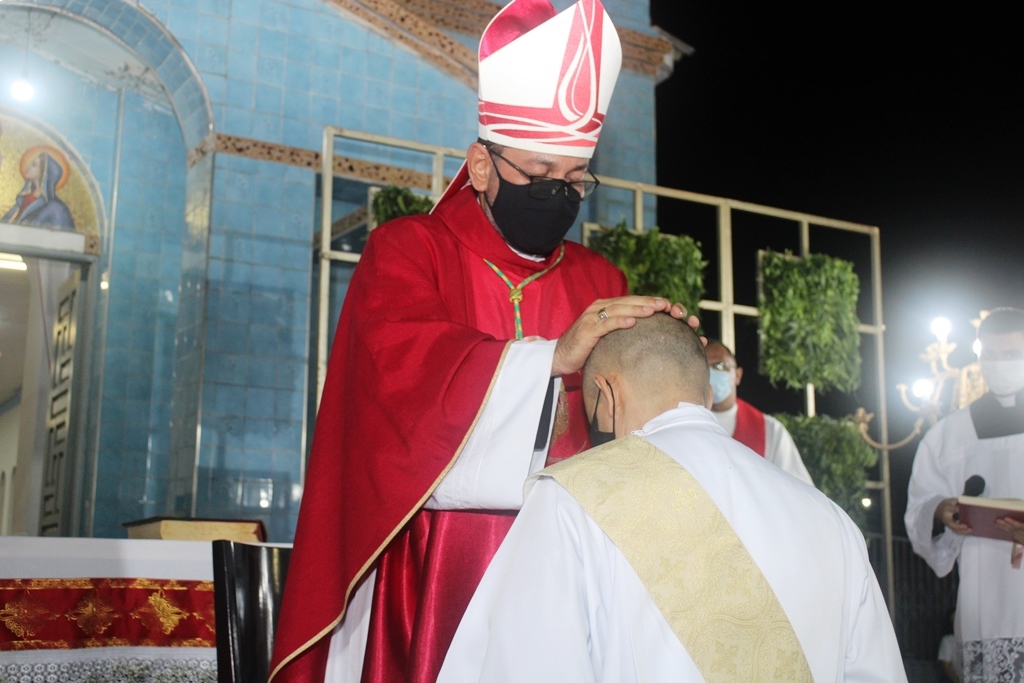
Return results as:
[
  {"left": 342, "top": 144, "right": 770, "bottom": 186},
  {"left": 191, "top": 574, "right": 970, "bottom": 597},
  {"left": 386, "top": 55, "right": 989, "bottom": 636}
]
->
[
  {"left": 592, "top": 176, "right": 893, "bottom": 615},
  {"left": 316, "top": 127, "right": 464, "bottom": 406},
  {"left": 315, "top": 128, "right": 895, "bottom": 615}
]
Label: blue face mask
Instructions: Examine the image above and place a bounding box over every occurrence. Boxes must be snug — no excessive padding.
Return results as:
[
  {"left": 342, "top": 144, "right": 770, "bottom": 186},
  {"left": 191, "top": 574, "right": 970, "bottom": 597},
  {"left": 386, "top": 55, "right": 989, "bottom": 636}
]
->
[{"left": 709, "top": 368, "right": 734, "bottom": 404}]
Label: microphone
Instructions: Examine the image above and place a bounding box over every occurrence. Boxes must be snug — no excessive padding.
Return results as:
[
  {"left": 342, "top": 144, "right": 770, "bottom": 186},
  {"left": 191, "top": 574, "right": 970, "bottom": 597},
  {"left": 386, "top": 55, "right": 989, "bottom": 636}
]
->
[
  {"left": 964, "top": 475, "right": 986, "bottom": 497},
  {"left": 949, "top": 475, "right": 986, "bottom": 527}
]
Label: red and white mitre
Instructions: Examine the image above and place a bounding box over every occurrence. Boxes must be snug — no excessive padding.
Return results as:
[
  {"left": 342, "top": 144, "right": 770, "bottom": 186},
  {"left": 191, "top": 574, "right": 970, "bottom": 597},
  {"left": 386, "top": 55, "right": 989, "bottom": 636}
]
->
[
  {"left": 437, "top": 0, "right": 622, "bottom": 206},
  {"left": 478, "top": 0, "right": 622, "bottom": 158}
]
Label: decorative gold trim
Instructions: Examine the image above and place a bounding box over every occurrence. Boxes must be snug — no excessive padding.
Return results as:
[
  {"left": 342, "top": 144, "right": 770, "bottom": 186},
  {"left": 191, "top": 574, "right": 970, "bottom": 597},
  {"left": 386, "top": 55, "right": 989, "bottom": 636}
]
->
[
  {"left": 131, "top": 590, "right": 190, "bottom": 635},
  {"left": 10, "top": 579, "right": 95, "bottom": 590},
  {"left": 214, "top": 133, "right": 438, "bottom": 190},
  {"left": 66, "top": 593, "right": 118, "bottom": 635},
  {"left": 332, "top": 0, "right": 477, "bottom": 88},
  {"left": 269, "top": 339, "right": 515, "bottom": 682},
  {"left": 0, "top": 596, "right": 55, "bottom": 638},
  {"left": 4, "top": 639, "right": 73, "bottom": 650}
]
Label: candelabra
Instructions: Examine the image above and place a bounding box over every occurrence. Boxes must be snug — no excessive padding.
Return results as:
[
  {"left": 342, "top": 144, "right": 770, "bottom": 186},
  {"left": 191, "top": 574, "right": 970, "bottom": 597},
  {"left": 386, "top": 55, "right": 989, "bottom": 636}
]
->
[{"left": 854, "top": 315, "right": 987, "bottom": 450}]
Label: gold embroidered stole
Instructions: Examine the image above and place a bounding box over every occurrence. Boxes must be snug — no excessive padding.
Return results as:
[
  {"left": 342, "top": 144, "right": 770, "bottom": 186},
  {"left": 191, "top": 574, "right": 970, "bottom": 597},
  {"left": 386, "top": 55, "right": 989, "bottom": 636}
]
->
[{"left": 543, "top": 435, "right": 813, "bottom": 683}]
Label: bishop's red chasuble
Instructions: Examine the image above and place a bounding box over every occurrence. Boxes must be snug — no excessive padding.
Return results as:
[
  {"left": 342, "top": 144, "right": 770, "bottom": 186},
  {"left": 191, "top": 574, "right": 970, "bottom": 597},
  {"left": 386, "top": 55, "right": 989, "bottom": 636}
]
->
[
  {"left": 733, "top": 398, "right": 767, "bottom": 457},
  {"left": 270, "top": 185, "right": 627, "bottom": 682}
]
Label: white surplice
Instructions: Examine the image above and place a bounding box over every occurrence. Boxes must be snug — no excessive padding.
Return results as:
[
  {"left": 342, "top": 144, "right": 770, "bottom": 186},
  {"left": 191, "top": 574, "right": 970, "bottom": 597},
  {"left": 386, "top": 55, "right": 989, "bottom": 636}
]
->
[
  {"left": 439, "top": 403, "right": 906, "bottom": 682},
  {"left": 905, "top": 399, "right": 1024, "bottom": 682},
  {"left": 712, "top": 403, "right": 813, "bottom": 485}
]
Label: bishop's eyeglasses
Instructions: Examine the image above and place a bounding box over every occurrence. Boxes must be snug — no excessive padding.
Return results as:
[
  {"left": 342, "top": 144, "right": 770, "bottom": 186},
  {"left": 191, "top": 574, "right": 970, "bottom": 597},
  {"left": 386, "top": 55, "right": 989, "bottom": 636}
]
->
[{"left": 485, "top": 144, "right": 600, "bottom": 202}]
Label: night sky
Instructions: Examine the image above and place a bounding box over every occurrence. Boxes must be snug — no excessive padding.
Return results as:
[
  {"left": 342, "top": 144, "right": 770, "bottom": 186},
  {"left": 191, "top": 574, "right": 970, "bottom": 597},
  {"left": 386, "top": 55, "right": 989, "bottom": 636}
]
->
[{"left": 647, "top": 2, "right": 1024, "bottom": 529}]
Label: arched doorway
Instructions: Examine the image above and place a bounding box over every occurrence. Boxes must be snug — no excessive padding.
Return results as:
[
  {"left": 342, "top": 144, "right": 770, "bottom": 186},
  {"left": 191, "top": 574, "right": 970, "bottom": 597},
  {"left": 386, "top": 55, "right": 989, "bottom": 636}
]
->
[{"left": 0, "top": 0, "right": 214, "bottom": 537}]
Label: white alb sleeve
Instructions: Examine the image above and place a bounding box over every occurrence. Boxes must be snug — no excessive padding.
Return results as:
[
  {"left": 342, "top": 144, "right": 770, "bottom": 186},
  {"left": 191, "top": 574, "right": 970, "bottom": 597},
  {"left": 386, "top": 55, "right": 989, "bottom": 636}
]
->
[
  {"left": 425, "top": 338, "right": 556, "bottom": 511},
  {"left": 764, "top": 416, "right": 814, "bottom": 486},
  {"left": 905, "top": 425, "right": 965, "bottom": 578}
]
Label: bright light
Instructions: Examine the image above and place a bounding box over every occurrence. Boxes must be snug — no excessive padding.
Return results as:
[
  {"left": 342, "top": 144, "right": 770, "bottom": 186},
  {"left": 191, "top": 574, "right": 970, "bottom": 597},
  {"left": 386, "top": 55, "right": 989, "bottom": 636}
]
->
[
  {"left": 0, "top": 252, "right": 26, "bottom": 271},
  {"left": 930, "top": 316, "right": 952, "bottom": 342},
  {"left": 973, "top": 339, "right": 982, "bottom": 357},
  {"left": 861, "top": 497, "right": 872, "bottom": 508},
  {"left": 11, "top": 78, "right": 34, "bottom": 102},
  {"left": 100, "top": 280, "right": 109, "bottom": 290},
  {"left": 912, "top": 378, "right": 934, "bottom": 399}
]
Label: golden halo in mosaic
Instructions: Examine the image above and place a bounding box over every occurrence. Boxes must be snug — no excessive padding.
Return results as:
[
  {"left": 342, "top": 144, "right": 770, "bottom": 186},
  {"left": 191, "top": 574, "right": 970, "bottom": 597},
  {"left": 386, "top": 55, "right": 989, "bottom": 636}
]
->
[{"left": 19, "top": 145, "right": 72, "bottom": 191}]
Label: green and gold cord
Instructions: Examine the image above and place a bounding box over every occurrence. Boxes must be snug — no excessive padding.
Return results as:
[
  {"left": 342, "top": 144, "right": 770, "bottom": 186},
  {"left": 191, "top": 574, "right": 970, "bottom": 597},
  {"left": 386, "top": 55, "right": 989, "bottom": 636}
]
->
[{"left": 484, "top": 244, "right": 565, "bottom": 340}]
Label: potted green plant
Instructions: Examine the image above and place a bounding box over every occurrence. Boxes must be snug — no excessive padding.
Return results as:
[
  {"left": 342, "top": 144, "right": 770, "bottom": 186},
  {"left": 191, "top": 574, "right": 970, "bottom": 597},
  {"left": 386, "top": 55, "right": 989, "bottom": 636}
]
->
[
  {"left": 759, "top": 250, "right": 861, "bottom": 393},
  {"left": 371, "top": 185, "right": 435, "bottom": 225},
  {"left": 587, "top": 221, "right": 706, "bottom": 318},
  {"left": 774, "top": 413, "right": 879, "bottom": 530}
]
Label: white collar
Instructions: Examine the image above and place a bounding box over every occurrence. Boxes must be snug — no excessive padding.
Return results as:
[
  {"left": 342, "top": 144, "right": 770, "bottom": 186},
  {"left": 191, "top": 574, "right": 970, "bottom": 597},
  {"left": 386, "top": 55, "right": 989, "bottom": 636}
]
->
[
  {"left": 997, "top": 394, "right": 1017, "bottom": 408},
  {"left": 715, "top": 403, "right": 738, "bottom": 418},
  {"left": 632, "top": 402, "right": 727, "bottom": 437},
  {"left": 508, "top": 242, "right": 546, "bottom": 262}
]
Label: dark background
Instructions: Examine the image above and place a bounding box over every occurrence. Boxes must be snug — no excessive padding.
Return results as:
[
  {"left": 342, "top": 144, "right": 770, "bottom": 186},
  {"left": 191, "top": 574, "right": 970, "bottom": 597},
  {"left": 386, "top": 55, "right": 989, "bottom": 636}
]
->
[{"left": 646, "top": 2, "right": 1024, "bottom": 536}]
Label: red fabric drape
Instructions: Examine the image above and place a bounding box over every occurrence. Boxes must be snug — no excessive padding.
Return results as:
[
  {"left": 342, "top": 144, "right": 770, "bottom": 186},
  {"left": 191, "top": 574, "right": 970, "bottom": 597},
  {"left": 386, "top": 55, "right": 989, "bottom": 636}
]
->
[
  {"left": 733, "top": 398, "right": 767, "bottom": 457},
  {"left": 270, "top": 186, "right": 627, "bottom": 682},
  {"left": 0, "top": 578, "right": 215, "bottom": 650}
]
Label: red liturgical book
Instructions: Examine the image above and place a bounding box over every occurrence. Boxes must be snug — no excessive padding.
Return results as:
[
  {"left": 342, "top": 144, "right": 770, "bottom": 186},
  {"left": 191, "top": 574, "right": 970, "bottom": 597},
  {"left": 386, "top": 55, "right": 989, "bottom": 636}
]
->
[{"left": 957, "top": 496, "right": 1024, "bottom": 542}]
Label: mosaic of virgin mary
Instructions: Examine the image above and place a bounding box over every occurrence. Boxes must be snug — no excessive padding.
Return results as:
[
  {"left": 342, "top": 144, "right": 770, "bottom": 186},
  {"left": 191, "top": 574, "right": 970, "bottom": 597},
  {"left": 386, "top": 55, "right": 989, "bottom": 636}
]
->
[{"left": 2, "top": 146, "right": 76, "bottom": 231}]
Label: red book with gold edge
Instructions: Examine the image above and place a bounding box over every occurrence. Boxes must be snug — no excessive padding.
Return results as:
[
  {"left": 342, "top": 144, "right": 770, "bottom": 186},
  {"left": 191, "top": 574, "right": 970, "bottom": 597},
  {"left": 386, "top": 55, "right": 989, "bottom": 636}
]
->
[{"left": 957, "top": 496, "right": 1024, "bottom": 542}]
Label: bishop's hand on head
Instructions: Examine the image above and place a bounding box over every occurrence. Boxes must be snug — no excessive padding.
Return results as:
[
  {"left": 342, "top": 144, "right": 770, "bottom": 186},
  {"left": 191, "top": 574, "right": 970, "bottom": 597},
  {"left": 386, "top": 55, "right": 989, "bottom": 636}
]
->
[{"left": 551, "top": 297, "right": 699, "bottom": 377}]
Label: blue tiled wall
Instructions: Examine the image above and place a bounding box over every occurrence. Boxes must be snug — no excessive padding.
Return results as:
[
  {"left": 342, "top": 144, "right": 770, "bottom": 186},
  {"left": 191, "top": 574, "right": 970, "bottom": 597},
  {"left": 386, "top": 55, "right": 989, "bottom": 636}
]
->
[
  {"left": 167, "top": 153, "right": 214, "bottom": 518},
  {"left": 94, "top": 91, "right": 187, "bottom": 537},
  {"left": 192, "top": 154, "right": 311, "bottom": 539},
  {"left": 593, "top": 71, "right": 659, "bottom": 232},
  {"left": 19, "top": 0, "right": 213, "bottom": 149}
]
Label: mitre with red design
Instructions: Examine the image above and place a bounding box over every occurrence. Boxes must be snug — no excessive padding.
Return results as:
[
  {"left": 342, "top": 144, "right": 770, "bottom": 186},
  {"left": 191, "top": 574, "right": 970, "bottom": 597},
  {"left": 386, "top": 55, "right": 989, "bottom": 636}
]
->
[
  {"left": 479, "top": 0, "right": 622, "bottom": 156},
  {"left": 438, "top": 0, "right": 622, "bottom": 205}
]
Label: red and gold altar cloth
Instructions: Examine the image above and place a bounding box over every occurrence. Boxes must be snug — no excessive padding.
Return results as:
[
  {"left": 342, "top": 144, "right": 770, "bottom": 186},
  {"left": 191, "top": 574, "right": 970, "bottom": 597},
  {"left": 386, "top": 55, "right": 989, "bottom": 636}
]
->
[{"left": 0, "top": 578, "right": 215, "bottom": 651}]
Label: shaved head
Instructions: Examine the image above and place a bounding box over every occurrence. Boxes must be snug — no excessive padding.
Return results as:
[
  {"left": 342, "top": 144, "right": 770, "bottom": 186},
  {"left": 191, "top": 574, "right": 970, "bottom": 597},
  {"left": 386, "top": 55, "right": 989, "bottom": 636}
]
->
[{"left": 583, "top": 313, "right": 710, "bottom": 410}]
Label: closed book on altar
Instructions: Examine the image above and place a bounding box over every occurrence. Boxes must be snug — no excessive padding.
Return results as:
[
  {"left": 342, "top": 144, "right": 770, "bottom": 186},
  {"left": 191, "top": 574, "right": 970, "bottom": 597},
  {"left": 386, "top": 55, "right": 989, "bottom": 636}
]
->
[
  {"left": 957, "top": 496, "right": 1024, "bottom": 542},
  {"left": 123, "top": 516, "right": 267, "bottom": 543}
]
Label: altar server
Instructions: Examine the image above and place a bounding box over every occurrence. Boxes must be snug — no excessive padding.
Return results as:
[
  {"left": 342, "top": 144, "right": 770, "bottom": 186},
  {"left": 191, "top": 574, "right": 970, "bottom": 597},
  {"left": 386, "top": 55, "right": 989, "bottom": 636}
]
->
[
  {"left": 907, "top": 307, "right": 1024, "bottom": 682},
  {"left": 705, "top": 340, "right": 813, "bottom": 485}
]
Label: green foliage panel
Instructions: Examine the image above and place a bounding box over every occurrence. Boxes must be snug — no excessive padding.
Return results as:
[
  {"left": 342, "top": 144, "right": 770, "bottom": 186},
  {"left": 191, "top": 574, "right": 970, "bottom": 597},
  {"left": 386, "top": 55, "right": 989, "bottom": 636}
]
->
[
  {"left": 759, "top": 251, "right": 861, "bottom": 393},
  {"left": 775, "top": 413, "right": 878, "bottom": 530},
  {"left": 372, "top": 186, "right": 436, "bottom": 224},
  {"left": 588, "top": 222, "right": 707, "bottom": 318}
]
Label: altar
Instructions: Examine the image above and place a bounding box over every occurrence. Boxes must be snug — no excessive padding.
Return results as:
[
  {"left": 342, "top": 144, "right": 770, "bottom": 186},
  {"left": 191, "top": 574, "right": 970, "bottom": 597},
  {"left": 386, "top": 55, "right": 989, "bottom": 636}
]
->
[{"left": 0, "top": 536, "right": 217, "bottom": 682}]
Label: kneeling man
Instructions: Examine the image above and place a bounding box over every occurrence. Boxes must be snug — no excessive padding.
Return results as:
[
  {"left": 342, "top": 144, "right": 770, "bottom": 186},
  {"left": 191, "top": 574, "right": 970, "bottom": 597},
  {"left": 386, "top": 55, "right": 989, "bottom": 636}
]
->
[{"left": 438, "top": 314, "right": 906, "bottom": 682}]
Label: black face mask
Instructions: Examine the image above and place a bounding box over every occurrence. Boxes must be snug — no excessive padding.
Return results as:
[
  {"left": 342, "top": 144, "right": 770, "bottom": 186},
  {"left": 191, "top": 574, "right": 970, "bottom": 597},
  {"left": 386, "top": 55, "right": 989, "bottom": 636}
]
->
[
  {"left": 486, "top": 168, "right": 581, "bottom": 257},
  {"left": 588, "top": 383, "right": 616, "bottom": 447}
]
